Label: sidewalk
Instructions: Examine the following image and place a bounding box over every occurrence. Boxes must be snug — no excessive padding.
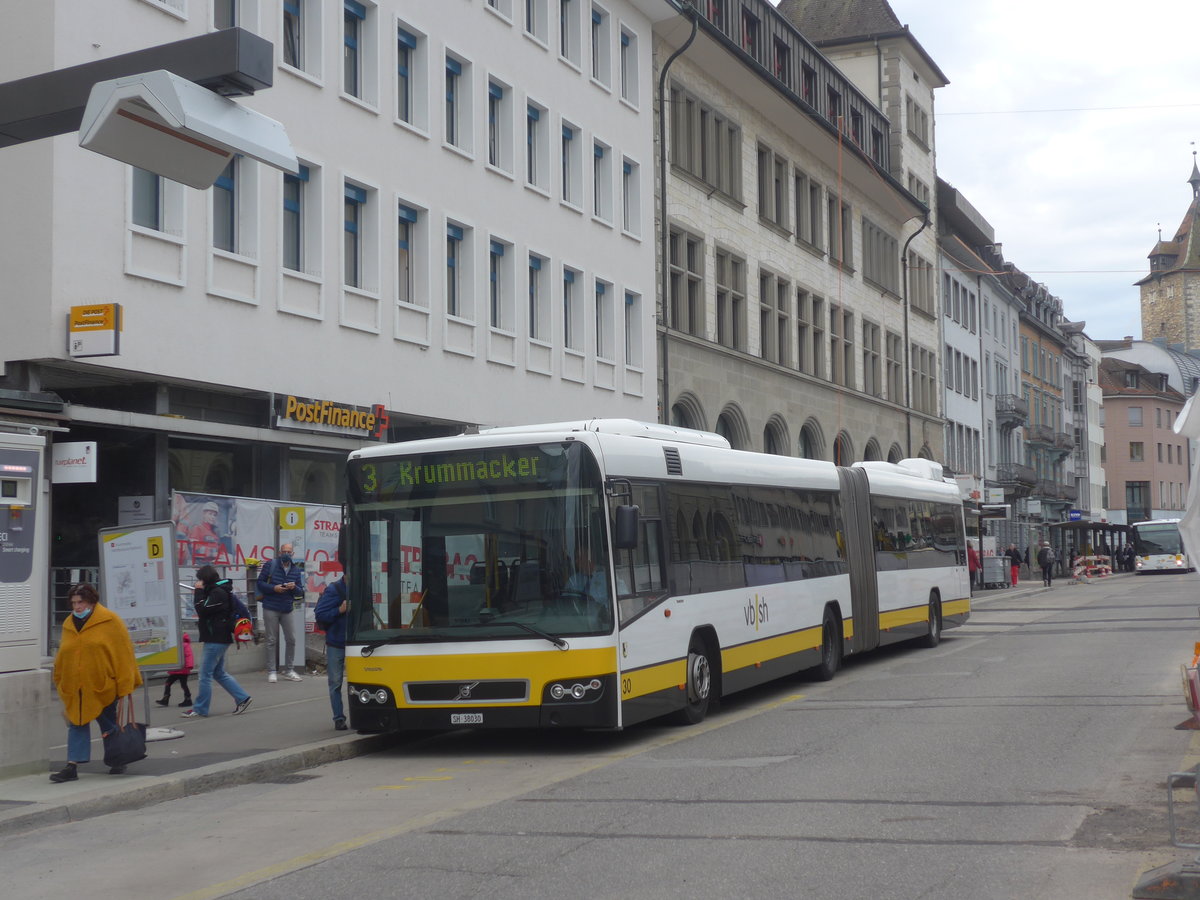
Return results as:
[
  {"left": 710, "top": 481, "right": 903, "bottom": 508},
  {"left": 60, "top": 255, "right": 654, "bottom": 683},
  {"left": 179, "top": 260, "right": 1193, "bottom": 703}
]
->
[{"left": 0, "top": 667, "right": 393, "bottom": 837}]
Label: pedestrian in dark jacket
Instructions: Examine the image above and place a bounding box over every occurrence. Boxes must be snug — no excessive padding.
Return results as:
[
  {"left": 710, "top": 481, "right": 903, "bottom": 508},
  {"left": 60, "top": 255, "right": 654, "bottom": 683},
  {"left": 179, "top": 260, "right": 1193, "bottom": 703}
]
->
[
  {"left": 315, "top": 575, "right": 349, "bottom": 730},
  {"left": 1006, "top": 544, "right": 1021, "bottom": 587},
  {"left": 1036, "top": 542, "right": 1056, "bottom": 587},
  {"left": 182, "top": 565, "right": 252, "bottom": 718}
]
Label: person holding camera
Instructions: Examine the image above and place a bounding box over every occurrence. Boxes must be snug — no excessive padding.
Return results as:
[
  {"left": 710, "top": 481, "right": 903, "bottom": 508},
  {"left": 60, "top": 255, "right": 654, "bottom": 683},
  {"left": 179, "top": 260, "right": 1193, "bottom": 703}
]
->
[{"left": 257, "top": 543, "right": 305, "bottom": 683}]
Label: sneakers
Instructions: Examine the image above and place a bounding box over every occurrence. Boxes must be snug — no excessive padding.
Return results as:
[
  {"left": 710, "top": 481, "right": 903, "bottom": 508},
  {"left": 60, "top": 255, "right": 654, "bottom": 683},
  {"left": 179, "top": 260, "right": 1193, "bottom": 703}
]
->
[
  {"left": 334, "top": 718, "right": 348, "bottom": 731},
  {"left": 283, "top": 670, "right": 303, "bottom": 682},
  {"left": 233, "top": 697, "right": 253, "bottom": 715},
  {"left": 49, "top": 764, "right": 78, "bottom": 784},
  {"left": 267, "top": 672, "right": 278, "bottom": 683},
  {"left": 180, "top": 709, "right": 205, "bottom": 718}
]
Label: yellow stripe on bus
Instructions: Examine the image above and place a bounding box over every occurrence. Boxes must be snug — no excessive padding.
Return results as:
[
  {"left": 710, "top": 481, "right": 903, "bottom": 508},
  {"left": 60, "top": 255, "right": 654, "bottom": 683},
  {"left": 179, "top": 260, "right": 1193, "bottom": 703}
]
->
[{"left": 722, "top": 624, "right": 823, "bottom": 674}]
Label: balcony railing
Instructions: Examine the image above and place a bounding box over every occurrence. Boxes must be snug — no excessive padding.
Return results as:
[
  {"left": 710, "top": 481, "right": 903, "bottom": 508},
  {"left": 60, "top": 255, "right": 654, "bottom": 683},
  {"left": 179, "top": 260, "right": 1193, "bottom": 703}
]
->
[
  {"left": 1035, "top": 478, "right": 1057, "bottom": 499},
  {"left": 995, "top": 394, "right": 1028, "bottom": 427},
  {"left": 996, "top": 463, "right": 1036, "bottom": 486},
  {"left": 1026, "top": 423, "right": 1054, "bottom": 446},
  {"left": 1059, "top": 483, "right": 1078, "bottom": 503},
  {"left": 1053, "top": 432, "right": 1075, "bottom": 451}
]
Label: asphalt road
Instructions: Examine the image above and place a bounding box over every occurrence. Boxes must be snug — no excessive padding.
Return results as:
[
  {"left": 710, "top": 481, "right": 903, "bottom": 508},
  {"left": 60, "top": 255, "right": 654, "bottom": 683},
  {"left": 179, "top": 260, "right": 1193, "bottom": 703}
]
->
[{"left": 5, "top": 573, "right": 1200, "bottom": 900}]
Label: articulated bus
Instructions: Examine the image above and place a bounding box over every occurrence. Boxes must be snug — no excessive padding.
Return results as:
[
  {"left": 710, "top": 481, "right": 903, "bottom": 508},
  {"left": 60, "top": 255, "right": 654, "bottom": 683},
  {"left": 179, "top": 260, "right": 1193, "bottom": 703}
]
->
[
  {"left": 343, "top": 420, "right": 970, "bottom": 732},
  {"left": 1131, "top": 518, "right": 1193, "bottom": 573}
]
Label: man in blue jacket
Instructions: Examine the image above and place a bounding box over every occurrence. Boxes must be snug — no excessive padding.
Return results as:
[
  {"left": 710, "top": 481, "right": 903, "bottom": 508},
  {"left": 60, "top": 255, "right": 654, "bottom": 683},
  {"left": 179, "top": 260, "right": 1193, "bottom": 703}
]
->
[
  {"left": 257, "top": 543, "right": 305, "bottom": 683},
  {"left": 314, "top": 573, "right": 348, "bottom": 730}
]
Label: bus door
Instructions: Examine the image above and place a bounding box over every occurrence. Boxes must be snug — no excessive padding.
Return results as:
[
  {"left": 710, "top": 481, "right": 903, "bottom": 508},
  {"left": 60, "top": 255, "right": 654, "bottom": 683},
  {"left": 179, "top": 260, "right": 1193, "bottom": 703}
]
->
[{"left": 837, "top": 467, "right": 879, "bottom": 652}]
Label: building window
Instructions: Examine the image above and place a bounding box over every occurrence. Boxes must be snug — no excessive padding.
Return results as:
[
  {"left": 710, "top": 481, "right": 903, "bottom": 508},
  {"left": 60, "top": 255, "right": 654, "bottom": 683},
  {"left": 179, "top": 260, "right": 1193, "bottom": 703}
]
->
[
  {"left": 624, "top": 290, "right": 642, "bottom": 367},
  {"left": 863, "top": 320, "right": 881, "bottom": 396},
  {"left": 669, "top": 82, "right": 741, "bottom": 200},
  {"left": 396, "top": 26, "right": 419, "bottom": 125},
  {"left": 1126, "top": 481, "right": 1150, "bottom": 521},
  {"left": 593, "top": 141, "right": 612, "bottom": 221},
  {"left": 212, "top": 160, "right": 236, "bottom": 253},
  {"left": 590, "top": 6, "right": 610, "bottom": 85},
  {"left": 909, "top": 251, "right": 934, "bottom": 316},
  {"left": 397, "top": 203, "right": 419, "bottom": 304},
  {"left": 445, "top": 56, "right": 464, "bottom": 148},
  {"left": 905, "top": 94, "right": 930, "bottom": 148},
  {"left": 911, "top": 344, "right": 936, "bottom": 414},
  {"left": 446, "top": 223, "right": 468, "bottom": 317},
  {"left": 132, "top": 167, "right": 163, "bottom": 231},
  {"left": 830, "top": 304, "right": 853, "bottom": 388},
  {"left": 619, "top": 27, "right": 637, "bottom": 103},
  {"left": 758, "top": 271, "right": 790, "bottom": 365},
  {"left": 526, "top": 102, "right": 548, "bottom": 189},
  {"left": 793, "top": 169, "right": 823, "bottom": 250},
  {"left": 1128, "top": 406, "right": 1143, "bottom": 426},
  {"left": 528, "top": 253, "right": 547, "bottom": 340},
  {"left": 563, "top": 266, "right": 582, "bottom": 349},
  {"left": 668, "top": 227, "right": 703, "bottom": 337},
  {"left": 827, "top": 196, "right": 852, "bottom": 266},
  {"left": 797, "top": 291, "right": 825, "bottom": 378},
  {"left": 1129, "top": 442, "right": 1144, "bottom": 462},
  {"left": 559, "top": 0, "right": 580, "bottom": 66},
  {"left": 343, "top": 1, "right": 365, "bottom": 99},
  {"left": 489, "top": 239, "right": 513, "bottom": 330},
  {"left": 885, "top": 330, "right": 903, "bottom": 402},
  {"left": 756, "top": 144, "right": 788, "bottom": 230},
  {"left": 595, "top": 279, "right": 613, "bottom": 359},
  {"left": 525, "top": 0, "right": 548, "bottom": 42},
  {"left": 715, "top": 248, "right": 745, "bottom": 351},
  {"left": 214, "top": 0, "right": 237, "bottom": 29},
  {"left": 621, "top": 158, "right": 640, "bottom": 236},
  {"left": 283, "top": 1, "right": 319, "bottom": 75},
  {"left": 487, "top": 79, "right": 512, "bottom": 171},
  {"left": 741, "top": 8, "right": 760, "bottom": 58},
  {"left": 862, "top": 217, "right": 898, "bottom": 294},
  {"left": 343, "top": 183, "right": 369, "bottom": 287},
  {"left": 561, "top": 122, "right": 582, "bottom": 206},
  {"left": 282, "top": 164, "right": 310, "bottom": 272}
]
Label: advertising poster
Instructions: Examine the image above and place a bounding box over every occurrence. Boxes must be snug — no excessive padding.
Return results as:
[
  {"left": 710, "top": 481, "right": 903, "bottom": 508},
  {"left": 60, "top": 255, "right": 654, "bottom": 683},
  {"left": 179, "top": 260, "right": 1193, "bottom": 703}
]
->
[{"left": 99, "top": 520, "right": 181, "bottom": 672}]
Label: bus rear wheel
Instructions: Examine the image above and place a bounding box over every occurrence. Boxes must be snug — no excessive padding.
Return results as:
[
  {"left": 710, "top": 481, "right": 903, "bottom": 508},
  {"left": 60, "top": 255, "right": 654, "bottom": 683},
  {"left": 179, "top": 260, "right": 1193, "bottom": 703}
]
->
[
  {"left": 920, "top": 595, "right": 942, "bottom": 648},
  {"left": 672, "top": 637, "right": 713, "bottom": 725},
  {"left": 813, "top": 608, "right": 842, "bottom": 681}
]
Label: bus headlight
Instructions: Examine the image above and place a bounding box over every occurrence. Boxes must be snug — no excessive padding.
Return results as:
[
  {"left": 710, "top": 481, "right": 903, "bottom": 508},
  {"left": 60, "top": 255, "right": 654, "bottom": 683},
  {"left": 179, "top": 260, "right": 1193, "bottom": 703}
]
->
[
  {"left": 547, "top": 678, "right": 603, "bottom": 702},
  {"left": 349, "top": 683, "right": 393, "bottom": 706}
]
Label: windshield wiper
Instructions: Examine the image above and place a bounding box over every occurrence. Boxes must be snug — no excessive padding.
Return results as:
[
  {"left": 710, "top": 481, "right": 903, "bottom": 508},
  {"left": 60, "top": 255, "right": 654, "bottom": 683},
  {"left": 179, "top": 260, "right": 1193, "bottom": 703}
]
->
[
  {"left": 360, "top": 632, "right": 452, "bottom": 656},
  {"left": 481, "top": 620, "right": 569, "bottom": 649}
]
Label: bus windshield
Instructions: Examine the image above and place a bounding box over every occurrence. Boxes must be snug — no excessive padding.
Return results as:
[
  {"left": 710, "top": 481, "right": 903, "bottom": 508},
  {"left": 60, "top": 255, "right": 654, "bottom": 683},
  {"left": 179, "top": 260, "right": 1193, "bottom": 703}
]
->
[
  {"left": 345, "top": 440, "right": 613, "bottom": 644},
  {"left": 1133, "top": 522, "right": 1184, "bottom": 556}
]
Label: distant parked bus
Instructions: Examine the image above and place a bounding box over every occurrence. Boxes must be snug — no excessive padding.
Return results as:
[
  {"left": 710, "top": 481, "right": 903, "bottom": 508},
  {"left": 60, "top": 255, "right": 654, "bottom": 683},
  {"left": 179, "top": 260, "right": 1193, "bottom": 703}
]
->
[{"left": 1131, "top": 519, "right": 1193, "bottom": 574}]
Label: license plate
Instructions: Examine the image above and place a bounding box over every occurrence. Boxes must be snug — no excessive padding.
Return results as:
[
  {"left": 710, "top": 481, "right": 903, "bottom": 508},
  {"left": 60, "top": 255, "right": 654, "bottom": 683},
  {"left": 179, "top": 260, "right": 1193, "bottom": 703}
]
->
[{"left": 450, "top": 713, "right": 483, "bottom": 725}]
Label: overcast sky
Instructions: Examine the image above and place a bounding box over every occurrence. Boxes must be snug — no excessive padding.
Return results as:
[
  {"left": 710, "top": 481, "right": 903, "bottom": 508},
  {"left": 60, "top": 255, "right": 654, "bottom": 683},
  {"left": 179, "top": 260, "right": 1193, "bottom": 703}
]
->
[{"left": 883, "top": 0, "right": 1198, "bottom": 342}]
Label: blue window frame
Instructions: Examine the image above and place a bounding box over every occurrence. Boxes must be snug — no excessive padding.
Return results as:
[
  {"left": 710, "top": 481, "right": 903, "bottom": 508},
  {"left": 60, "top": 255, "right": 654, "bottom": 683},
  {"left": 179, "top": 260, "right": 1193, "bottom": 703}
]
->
[
  {"left": 398, "top": 203, "right": 418, "bottom": 303},
  {"left": 213, "top": 159, "right": 236, "bottom": 253},
  {"left": 563, "top": 267, "right": 575, "bottom": 346},
  {"left": 528, "top": 254, "right": 542, "bottom": 338},
  {"left": 344, "top": 0, "right": 365, "bottom": 98},
  {"left": 526, "top": 104, "right": 540, "bottom": 185},
  {"left": 489, "top": 240, "right": 505, "bottom": 327},
  {"left": 445, "top": 57, "right": 462, "bottom": 146},
  {"left": 446, "top": 223, "right": 464, "bottom": 316},
  {"left": 344, "top": 183, "right": 366, "bottom": 287},
  {"left": 397, "top": 27, "right": 416, "bottom": 122},
  {"left": 284, "top": 2, "right": 303, "bottom": 68},
  {"left": 488, "top": 82, "right": 504, "bottom": 167},
  {"left": 283, "top": 164, "right": 309, "bottom": 271}
]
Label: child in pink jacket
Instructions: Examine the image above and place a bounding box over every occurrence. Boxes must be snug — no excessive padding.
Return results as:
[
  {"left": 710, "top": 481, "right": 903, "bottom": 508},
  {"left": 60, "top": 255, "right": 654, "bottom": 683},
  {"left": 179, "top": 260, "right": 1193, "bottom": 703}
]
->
[{"left": 156, "top": 632, "right": 194, "bottom": 707}]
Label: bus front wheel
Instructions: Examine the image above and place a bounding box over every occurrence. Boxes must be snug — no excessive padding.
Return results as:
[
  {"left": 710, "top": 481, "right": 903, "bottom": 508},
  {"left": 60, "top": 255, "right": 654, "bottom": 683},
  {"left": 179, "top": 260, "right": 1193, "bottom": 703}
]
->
[{"left": 672, "top": 637, "right": 713, "bottom": 725}]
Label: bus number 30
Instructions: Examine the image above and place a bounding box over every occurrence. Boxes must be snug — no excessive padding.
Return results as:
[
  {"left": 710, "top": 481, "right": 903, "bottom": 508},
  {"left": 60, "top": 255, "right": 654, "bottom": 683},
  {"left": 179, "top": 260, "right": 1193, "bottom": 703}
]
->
[{"left": 621, "top": 677, "right": 632, "bottom": 696}]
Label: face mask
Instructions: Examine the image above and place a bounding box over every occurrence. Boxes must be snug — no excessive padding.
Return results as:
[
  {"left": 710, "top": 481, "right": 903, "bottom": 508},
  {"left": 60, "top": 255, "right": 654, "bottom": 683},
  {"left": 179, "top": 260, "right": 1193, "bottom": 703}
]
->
[
  {"left": 280, "top": 554, "right": 293, "bottom": 565},
  {"left": 72, "top": 608, "right": 92, "bottom": 620}
]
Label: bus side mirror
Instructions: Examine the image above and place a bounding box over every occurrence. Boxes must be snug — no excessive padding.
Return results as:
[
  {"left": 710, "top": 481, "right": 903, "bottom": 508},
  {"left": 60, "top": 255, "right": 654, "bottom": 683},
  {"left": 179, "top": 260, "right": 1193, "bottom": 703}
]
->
[{"left": 614, "top": 505, "right": 639, "bottom": 550}]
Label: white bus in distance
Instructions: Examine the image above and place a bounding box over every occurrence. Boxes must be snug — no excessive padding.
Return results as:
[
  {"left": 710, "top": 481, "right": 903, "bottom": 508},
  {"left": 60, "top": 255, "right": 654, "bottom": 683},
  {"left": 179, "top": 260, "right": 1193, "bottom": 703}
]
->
[
  {"left": 1131, "top": 518, "right": 1193, "bottom": 573},
  {"left": 343, "top": 419, "right": 970, "bottom": 732}
]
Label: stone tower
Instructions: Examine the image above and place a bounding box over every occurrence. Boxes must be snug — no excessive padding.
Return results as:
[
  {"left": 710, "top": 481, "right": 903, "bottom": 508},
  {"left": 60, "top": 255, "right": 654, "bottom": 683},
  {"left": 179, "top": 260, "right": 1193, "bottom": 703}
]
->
[{"left": 1139, "top": 156, "right": 1200, "bottom": 349}]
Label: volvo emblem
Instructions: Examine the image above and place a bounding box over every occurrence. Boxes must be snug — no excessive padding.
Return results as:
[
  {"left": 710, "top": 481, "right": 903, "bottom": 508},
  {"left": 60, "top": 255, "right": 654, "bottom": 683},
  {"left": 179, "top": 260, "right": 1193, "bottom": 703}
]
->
[{"left": 457, "top": 681, "right": 480, "bottom": 700}]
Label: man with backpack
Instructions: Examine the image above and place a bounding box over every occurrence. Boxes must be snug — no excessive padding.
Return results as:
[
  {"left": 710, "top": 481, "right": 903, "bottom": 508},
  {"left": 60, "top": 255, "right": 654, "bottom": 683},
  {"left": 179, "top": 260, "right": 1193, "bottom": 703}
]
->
[
  {"left": 1037, "top": 541, "right": 1057, "bottom": 587},
  {"left": 315, "top": 569, "right": 349, "bottom": 731},
  {"left": 257, "top": 543, "right": 305, "bottom": 683}
]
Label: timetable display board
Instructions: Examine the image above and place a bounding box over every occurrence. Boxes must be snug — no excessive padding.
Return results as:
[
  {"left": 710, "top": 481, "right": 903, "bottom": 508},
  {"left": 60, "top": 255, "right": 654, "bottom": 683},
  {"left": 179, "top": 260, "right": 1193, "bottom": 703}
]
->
[{"left": 99, "top": 520, "right": 182, "bottom": 673}]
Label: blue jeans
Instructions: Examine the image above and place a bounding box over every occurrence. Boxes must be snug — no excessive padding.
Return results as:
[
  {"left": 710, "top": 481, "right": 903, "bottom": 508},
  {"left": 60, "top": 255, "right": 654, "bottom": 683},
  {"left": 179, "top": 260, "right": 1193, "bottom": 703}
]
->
[
  {"left": 326, "top": 644, "right": 345, "bottom": 723},
  {"left": 66, "top": 699, "right": 118, "bottom": 763},
  {"left": 194, "top": 642, "right": 250, "bottom": 715}
]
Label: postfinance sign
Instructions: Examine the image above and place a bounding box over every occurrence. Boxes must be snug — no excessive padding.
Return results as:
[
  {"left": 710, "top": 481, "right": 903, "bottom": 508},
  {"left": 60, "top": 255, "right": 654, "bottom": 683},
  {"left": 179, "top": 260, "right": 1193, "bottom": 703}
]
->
[{"left": 281, "top": 396, "right": 388, "bottom": 438}]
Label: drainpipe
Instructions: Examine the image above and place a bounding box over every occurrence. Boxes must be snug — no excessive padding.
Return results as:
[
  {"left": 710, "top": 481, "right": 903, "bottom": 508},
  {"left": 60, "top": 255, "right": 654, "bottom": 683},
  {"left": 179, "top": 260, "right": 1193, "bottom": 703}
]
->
[
  {"left": 900, "top": 211, "right": 930, "bottom": 456},
  {"left": 656, "top": 3, "right": 698, "bottom": 423}
]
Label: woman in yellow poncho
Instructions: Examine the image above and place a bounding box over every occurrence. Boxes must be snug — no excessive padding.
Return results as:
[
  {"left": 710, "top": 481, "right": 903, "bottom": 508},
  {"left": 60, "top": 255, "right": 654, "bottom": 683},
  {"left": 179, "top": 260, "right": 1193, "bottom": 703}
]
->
[{"left": 50, "top": 583, "right": 143, "bottom": 783}]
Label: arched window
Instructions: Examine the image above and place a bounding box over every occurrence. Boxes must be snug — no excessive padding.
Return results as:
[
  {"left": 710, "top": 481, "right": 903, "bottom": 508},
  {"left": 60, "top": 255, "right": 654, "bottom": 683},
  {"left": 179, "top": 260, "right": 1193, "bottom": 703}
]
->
[{"left": 799, "top": 425, "right": 819, "bottom": 459}]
